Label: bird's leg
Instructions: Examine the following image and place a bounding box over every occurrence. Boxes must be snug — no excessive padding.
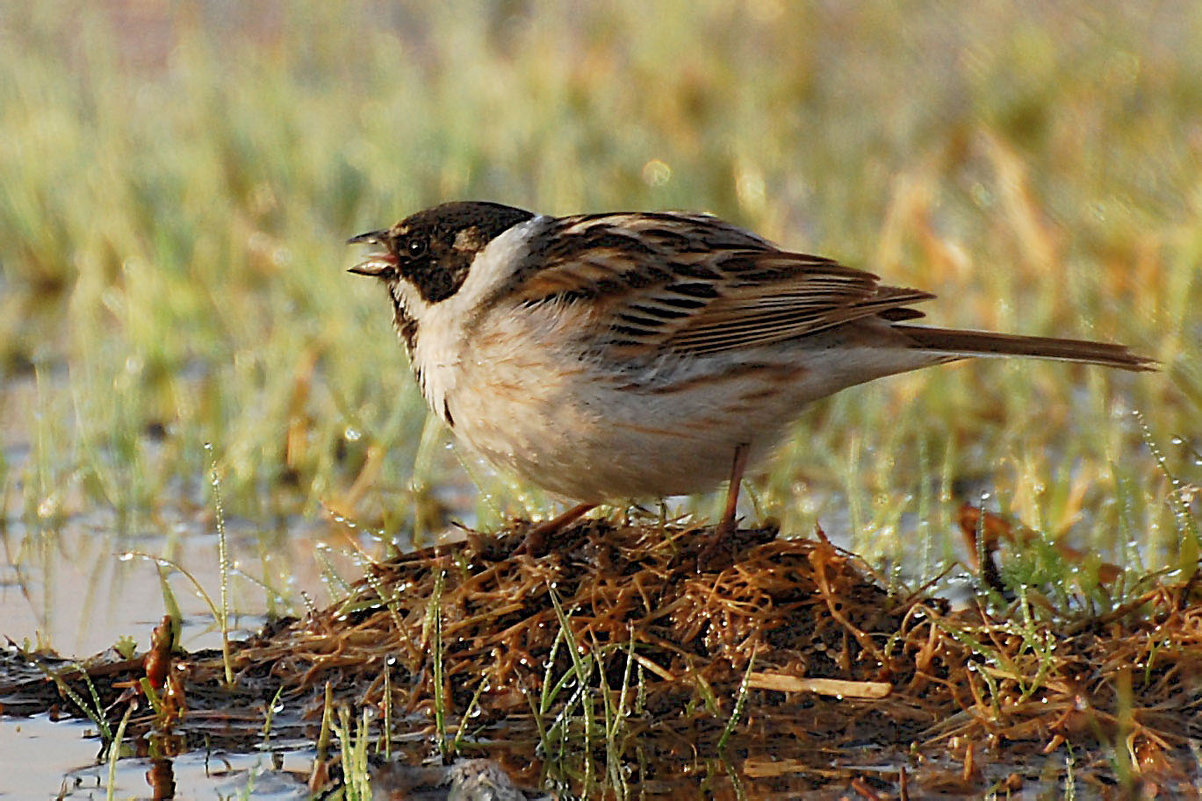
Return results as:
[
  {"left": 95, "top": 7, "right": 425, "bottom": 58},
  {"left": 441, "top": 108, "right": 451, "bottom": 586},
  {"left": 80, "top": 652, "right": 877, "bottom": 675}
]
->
[
  {"left": 718, "top": 443, "right": 751, "bottom": 533},
  {"left": 515, "top": 502, "right": 596, "bottom": 556},
  {"left": 698, "top": 443, "right": 750, "bottom": 569}
]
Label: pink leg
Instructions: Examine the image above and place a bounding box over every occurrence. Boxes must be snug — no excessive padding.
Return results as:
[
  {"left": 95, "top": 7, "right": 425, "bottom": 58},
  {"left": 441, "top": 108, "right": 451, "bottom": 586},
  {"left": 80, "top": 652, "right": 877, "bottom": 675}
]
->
[
  {"left": 698, "top": 443, "right": 750, "bottom": 568},
  {"left": 515, "top": 502, "right": 596, "bottom": 556}
]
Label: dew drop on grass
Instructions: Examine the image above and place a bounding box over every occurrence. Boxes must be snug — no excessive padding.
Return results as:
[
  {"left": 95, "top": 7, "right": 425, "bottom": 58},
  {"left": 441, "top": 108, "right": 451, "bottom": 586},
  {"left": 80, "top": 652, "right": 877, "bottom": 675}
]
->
[
  {"left": 118, "top": 552, "right": 135, "bottom": 562},
  {"left": 344, "top": 427, "right": 361, "bottom": 442},
  {"left": 37, "top": 497, "right": 57, "bottom": 518}
]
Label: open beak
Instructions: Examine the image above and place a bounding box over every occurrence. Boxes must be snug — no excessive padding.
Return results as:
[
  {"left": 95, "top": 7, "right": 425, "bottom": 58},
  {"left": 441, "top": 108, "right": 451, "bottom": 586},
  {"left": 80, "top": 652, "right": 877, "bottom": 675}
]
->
[{"left": 347, "top": 230, "right": 397, "bottom": 277}]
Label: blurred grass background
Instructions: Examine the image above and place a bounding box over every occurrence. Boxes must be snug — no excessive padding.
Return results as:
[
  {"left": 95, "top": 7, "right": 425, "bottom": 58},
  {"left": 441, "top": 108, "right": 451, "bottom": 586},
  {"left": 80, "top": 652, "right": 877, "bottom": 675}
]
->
[{"left": 0, "top": 0, "right": 1198, "bottom": 591}]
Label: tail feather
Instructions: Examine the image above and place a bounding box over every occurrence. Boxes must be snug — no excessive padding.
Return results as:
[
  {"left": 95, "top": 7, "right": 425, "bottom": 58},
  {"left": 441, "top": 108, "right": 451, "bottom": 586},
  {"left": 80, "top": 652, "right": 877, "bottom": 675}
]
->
[{"left": 894, "top": 324, "right": 1156, "bottom": 372}]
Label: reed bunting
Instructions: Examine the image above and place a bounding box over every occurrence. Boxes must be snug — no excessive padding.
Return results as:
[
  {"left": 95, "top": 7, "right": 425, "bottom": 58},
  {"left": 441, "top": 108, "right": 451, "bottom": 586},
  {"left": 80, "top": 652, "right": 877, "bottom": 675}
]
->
[{"left": 349, "top": 202, "right": 1153, "bottom": 559}]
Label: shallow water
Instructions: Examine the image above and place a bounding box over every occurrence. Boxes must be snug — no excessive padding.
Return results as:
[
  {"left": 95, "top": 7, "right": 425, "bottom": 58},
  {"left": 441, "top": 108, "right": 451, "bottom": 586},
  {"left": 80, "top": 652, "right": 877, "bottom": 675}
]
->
[
  {"left": 0, "top": 491, "right": 409, "bottom": 797},
  {"left": 0, "top": 506, "right": 365, "bottom": 657},
  {"left": 0, "top": 714, "right": 315, "bottom": 800}
]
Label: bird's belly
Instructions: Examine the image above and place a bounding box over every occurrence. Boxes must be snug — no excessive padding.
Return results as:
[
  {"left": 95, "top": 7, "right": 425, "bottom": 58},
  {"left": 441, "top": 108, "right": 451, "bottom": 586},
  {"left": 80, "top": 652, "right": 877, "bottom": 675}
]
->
[{"left": 445, "top": 349, "right": 814, "bottom": 502}]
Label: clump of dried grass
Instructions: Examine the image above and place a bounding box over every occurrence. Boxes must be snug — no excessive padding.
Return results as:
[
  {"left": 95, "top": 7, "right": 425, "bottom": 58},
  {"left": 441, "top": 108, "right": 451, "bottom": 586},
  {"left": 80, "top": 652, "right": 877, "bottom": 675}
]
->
[{"left": 4, "top": 516, "right": 1199, "bottom": 791}]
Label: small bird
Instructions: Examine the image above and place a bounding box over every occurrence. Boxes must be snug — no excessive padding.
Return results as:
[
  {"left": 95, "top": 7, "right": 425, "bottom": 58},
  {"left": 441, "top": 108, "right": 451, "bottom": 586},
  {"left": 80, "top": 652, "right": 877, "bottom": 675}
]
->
[{"left": 349, "top": 201, "right": 1153, "bottom": 559}]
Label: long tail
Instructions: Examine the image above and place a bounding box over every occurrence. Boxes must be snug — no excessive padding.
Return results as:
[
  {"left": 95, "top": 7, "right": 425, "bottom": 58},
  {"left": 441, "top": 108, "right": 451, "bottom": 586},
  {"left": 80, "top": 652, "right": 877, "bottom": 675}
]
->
[{"left": 894, "top": 324, "right": 1156, "bottom": 371}]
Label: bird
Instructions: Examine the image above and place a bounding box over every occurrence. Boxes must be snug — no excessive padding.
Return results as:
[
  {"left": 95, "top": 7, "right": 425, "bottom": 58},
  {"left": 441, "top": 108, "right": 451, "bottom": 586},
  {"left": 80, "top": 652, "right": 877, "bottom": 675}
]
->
[{"left": 348, "top": 201, "right": 1154, "bottom": 561}]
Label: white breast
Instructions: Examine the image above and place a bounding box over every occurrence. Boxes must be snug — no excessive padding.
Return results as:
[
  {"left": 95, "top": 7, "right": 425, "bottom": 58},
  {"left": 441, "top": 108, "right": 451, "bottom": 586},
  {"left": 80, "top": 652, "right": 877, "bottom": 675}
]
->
[{"left": 405, "top": 215, "right": 549, "bottom": 424}]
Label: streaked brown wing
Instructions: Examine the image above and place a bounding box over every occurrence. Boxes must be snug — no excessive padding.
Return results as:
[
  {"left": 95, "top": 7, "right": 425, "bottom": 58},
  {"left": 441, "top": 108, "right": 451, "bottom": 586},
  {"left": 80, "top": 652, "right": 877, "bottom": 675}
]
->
[{"left": 512, "top": 212, "right": 933, "bottom": 355}]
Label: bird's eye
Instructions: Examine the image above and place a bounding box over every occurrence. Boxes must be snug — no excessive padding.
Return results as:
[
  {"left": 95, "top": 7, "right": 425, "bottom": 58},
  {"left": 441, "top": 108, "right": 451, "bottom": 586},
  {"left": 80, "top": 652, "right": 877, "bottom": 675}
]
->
[{"left": 406, "top": 237, "right": 427, "bottom": 258}]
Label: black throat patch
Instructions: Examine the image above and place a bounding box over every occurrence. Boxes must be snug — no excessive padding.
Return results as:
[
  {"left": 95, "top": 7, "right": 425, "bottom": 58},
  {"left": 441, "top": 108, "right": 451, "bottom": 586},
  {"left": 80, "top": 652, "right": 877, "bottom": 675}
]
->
[{"left": 392, "top": 298, "right": 419, "bottom": 355}]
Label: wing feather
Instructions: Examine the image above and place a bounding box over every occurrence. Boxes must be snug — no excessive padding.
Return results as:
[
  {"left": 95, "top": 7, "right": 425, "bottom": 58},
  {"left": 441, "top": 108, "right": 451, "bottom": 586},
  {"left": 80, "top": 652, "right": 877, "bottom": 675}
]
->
[{"left": 510, "top": 212, "right": 932, "bottom": 354}]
